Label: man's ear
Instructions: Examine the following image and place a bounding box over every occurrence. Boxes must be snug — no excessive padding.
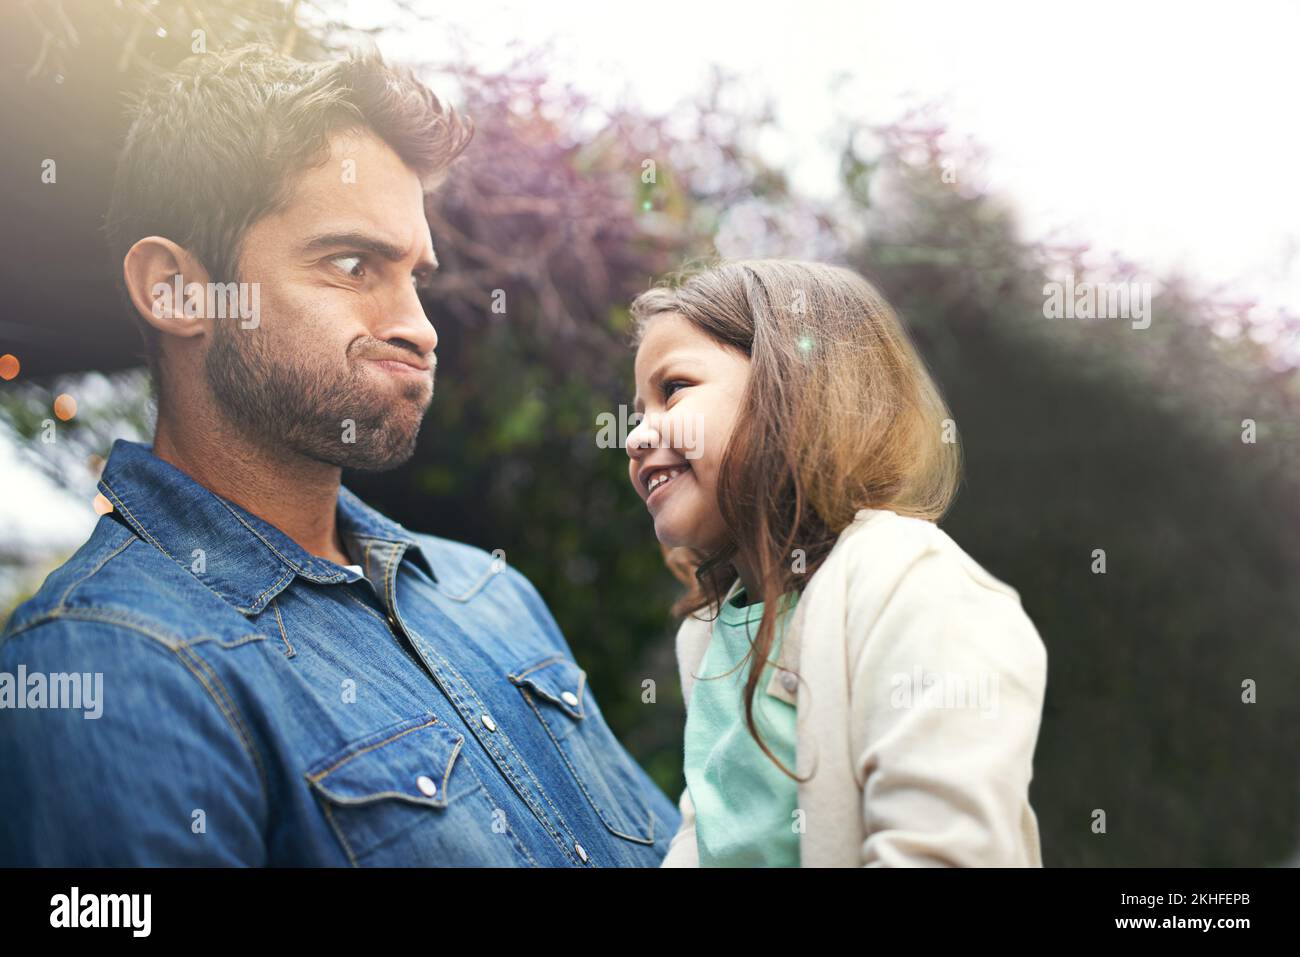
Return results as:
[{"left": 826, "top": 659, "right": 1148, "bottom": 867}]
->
[{"left": 122, "top": 237, "right": 212, "bottom": 341}]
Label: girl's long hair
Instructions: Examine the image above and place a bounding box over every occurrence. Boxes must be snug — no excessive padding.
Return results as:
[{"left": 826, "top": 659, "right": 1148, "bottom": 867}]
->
[{"left": 630, "top": 259, "right": 961, "bottom": 779}]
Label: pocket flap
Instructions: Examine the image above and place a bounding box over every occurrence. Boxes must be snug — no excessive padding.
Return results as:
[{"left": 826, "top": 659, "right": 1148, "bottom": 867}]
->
[
  {"left": 508, "top": 654, "right": 587, "bottom": 719},
  {"left": 306, "top": 713, "right": 466, "bottom": 809}
]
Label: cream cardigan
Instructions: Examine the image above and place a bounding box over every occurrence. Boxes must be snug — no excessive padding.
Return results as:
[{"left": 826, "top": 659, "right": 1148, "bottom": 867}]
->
[{"left": 661, "top": 508, "right": 1048, "bottom": 867}]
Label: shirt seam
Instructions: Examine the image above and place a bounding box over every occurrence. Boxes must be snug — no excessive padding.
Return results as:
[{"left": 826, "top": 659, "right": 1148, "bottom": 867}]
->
[
  {"left": 0, "top": 612, "right": 271, "bottom": 804},
  {"left": 98, "top": 479, "right": 253, "bottom": 609}
]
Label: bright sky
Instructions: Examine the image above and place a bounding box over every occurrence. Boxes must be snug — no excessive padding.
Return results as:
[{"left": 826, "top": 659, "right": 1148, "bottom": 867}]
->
[
  {"left": 6, "top": 0, "right": 1298, "bottom": 553},
  {"left": 361, "top": 0, "right": 1299, "bottom": 321}
]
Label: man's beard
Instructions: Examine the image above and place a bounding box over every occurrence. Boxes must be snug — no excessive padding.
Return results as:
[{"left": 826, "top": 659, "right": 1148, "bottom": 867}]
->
[{"left": 203, "top": 319, "right": 434, "bottom": 471}]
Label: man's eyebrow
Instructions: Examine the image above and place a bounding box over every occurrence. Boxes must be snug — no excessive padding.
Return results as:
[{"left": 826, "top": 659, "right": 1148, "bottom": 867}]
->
[{"left": 300, "top": 231, "right": 438, "bottom": 272}]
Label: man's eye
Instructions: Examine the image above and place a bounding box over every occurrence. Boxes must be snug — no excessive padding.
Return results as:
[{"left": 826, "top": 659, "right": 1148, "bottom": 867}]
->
[{"left": 332, "top": 255, "right": 365, "bottom": 279}]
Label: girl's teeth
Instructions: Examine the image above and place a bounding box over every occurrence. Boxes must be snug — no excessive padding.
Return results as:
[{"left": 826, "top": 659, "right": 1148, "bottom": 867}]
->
[{"left": 649, "top": 468, "right": 683, "bottom": 493}]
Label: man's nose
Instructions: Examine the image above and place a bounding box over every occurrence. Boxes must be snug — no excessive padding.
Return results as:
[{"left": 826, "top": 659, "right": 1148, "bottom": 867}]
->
[{"left": 379, "top": 284, "right": 438, "bottom": 358}]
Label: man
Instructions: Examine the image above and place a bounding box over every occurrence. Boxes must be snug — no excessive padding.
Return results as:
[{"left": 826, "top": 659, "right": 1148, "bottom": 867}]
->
[{"left": 0, "top": 45, "right": 679, "bottom": 866}]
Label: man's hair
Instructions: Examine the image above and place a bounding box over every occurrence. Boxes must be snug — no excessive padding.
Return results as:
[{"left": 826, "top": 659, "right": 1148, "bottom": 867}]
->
[{"left": 104, "top": 43, "right": 474, "bottom": 397}]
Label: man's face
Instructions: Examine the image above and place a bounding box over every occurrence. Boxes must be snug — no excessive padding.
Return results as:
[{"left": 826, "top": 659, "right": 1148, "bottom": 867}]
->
[{"left": 204, "top": 129, "right": 440, "bottom": 471}]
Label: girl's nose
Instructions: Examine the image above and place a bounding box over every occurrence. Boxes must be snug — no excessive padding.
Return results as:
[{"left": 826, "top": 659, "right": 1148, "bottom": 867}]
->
[{"left": 626, "top": 414, "right": 662, "bottom": 460}]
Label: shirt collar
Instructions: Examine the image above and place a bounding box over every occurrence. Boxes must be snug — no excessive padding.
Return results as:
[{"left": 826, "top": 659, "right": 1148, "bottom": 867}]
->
[{"left": 97, "top": 438, "right": 436, "bottom": 615}]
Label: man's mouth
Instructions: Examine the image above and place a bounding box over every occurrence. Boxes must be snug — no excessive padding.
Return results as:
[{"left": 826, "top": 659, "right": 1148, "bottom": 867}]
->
[{"left": 368, "top": 358, "right": 429, "bottom": 377}]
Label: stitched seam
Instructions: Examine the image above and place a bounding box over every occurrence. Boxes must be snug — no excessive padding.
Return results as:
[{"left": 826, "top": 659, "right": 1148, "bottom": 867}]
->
[
  {"left": 211, "top": 634, "right": 267, "bottom": 649},
  {"left": 363, "top": 540, "right": 376, "bottom": 585},
  {"left": 243, "top": 569, "right": 297, "bottom": 616},
  {"left": 3, "top": 616, "right": 269, "bottom": 797},
  {"left": 340, "top": 590, "right": 388, "bottom": 624},
  {"left": 269, "top": 597, "right": 294, "bottom": 657},
  {"left": 441, "top": 736, "right": 463, "bottom": 797},
  {"left": 4, "top": 608, "right": 262, "bottom": 654},
  {"left": 25, "top": 610, "right": 266, "bottom": 651},
  {"left": 522, "top": 687, "right": 655, "bottom": 844},
  {"left": 353, "top": 533, "right": 435, "bottom": 584},
  {"left": 99, "top": 480, "right": 244, "bottom": 607},
  {"left": 55, "top": 534, "right": 135, "bottom": 608},
  {"left": 382, "top": 543, "right": 399, "bottom": 617},
  {"left": 340, "top": 759, "right": 519, "bottom": 866},
  {"left": 509, "top": 656, "right": 587, "bottom": 717},
  {"left": 384, "top": 554, "right": 578, "bottom": 864},
  {"left": 97, "top": 482, "right": 174, "bottom": 561},
  {"left": 307, "top": 719, "right": 438, "bottom": 781},
  {"left": 211, "top": 495, "right": 328, "bottom": 578},
  {"left": 319, "top": 801, "right": 360, "bottom": 867},
  {"left": 513, "top": 686, "right": 589, "bottom": 847},
  {"left": 511, "top": 654, "right": 566, "bottom": 681},
  {"left": 464, "top": 760, "right": 541, "bottom": 866},
  {"left": 413, "top": 635, "right": 579, "bottom": 863},
  {"left": 5, "top": 606, "right": 188, "bottom": 650},
  {"left": 170, "top": 640, "right": 270, "bottom": 800},
  {"left": 436, "top": 562, "right": 499, "bottom": 603}
]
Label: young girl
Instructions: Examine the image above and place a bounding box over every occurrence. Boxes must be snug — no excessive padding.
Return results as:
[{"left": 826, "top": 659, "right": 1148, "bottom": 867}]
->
[{"left": 624, "top": 259, "right": 1047, "bottom": 867}]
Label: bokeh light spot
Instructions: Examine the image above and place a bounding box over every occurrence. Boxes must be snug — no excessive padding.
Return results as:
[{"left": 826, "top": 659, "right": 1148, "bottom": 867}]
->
[{"left": 53, "top": 393, "right": 77, "bottom": 420}]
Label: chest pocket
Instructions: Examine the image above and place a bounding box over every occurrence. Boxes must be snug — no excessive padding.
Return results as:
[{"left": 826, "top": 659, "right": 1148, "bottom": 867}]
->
[
  {"left": 306, "top": 712, "right": 505, "bottom": 866},
  {"left": 508, "top": 654, "right": 658, "bottom": 845}
]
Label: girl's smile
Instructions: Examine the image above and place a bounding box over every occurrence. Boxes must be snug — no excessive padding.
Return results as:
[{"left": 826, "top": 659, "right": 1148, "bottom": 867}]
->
[
  {"left": 642, "top": 462, "right": 693, "bottom": 511},
  {"left": 626, "top": 311, "right": 751, "bottom": 553}
]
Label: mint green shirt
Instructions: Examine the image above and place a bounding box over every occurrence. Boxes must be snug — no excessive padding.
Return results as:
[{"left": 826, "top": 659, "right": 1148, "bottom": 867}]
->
[{"left": 683, "top": 588, "right": 800, "bottom": 867}]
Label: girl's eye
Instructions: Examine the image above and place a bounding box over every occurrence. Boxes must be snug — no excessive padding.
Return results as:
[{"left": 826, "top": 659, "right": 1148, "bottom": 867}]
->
[
  {"left": 332, "top": 255, "right": 365, "bottom": 279},
  {"left": 662, "top": 379, "right": 688, "bottom": 399}
]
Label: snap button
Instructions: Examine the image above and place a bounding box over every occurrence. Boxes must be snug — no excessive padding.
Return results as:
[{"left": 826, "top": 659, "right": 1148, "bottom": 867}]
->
[
  {"left": 416, "top": 775, "right": 438, "bottom": 798},
  {"left": 481, "top": 714, "right": 497, "bottom": 732},
  {"left": 575, "top": 842, "right": 589, "bottom": 863},
  {"left": 780, "top": 671, "right": 798, "bottom": 694},
  {"left": 561, "top": 690, "right": 579, "bottom": 707}
]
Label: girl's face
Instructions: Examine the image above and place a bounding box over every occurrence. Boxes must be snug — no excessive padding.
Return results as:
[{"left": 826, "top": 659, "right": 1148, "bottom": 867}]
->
[{"left": 627, "top": 312, "right": 751, "bottom": 553}]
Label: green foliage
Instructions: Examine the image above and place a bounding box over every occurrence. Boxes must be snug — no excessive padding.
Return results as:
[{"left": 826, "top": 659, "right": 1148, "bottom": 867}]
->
[{"left": 846, "top": 131, "right": 1300, "bottom": 866}]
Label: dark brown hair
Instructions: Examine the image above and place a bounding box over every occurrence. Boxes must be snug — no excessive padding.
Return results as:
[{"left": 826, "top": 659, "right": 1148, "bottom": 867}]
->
[
  {"left": 631, "top": 259, "right": 961, "bottom": 779},
  {"left": 104, "top": 43, "right": 474, "bottom": 397}
]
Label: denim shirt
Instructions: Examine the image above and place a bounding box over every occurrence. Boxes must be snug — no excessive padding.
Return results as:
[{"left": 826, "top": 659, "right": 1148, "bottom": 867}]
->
[{"left": 0, "top": 439, "right": 679, "bottom": 866}]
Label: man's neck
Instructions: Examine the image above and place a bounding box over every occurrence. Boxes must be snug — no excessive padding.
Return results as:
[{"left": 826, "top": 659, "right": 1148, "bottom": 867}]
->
[{"left": 151, "top": 411, "right": 353, "bottom": 567}]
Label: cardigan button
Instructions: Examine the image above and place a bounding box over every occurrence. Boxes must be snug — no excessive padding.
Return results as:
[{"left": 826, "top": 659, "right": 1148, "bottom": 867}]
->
[{"left": 780, "top": 671, "right": 798, "bottom": 694}]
